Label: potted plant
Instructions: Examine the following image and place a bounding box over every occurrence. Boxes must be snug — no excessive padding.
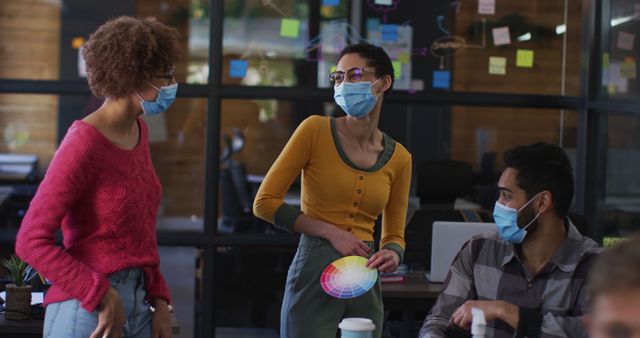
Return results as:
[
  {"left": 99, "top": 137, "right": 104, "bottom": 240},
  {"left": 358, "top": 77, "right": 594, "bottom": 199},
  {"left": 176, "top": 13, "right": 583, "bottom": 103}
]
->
[{"left": 1, "top": 254, "right": 37, "bottom": 320}]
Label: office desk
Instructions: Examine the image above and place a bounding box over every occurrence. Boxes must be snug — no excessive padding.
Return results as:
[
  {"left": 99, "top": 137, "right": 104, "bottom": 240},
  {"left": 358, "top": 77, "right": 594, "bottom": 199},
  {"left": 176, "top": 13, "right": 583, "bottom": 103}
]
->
[
  {"left": 0, "top": 312, "right": 180, "bottom": 338},
  {"left": 381, "top": 271, "right": 443, "bottom": 338}
]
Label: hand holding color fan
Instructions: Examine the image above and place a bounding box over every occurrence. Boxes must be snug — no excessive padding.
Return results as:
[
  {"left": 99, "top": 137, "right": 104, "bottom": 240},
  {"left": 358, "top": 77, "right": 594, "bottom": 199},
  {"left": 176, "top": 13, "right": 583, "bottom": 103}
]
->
[{"left": 321, "top": 256, "right": 378, "bottom": 299}]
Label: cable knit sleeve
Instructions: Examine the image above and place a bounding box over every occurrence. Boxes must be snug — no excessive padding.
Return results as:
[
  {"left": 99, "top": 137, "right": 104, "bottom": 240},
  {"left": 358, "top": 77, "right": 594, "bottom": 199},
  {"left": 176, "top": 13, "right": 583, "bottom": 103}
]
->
[
  {"left": 143, "top": 266, "right": 172, "bottom": 305},
  {"left": 15, "top": 126, "right": 110, "bottom": 312}
]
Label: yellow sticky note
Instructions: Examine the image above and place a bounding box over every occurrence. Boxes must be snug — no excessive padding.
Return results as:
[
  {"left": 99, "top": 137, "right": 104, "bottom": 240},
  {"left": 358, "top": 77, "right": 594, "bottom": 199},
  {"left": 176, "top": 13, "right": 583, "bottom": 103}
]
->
[
  {"left": 330, "top": 66, "right": 337, "bottom": 73},
  {"left": 397, "top": 52, "right": 410, "bottom": 64},
  {"left": 603, "top": 53, "right": 610, "bottom": 69},
  {"left": 71, "top": 37, "right": 85, "bottom": 49},
  {"left": 620, "top": 62, "right": 637, "bottom": 79},
  {"left": 489, "top": 57, "right": 506, "bottom": 75},
  {"left": 280, "top": 19, "right": 300, "bottom": 38},
  {"left": 392, "top": 61, "right": 402, "bottom": 78},
  {"left": 516, "top": 49, "right": 534, "bottom": 68}
]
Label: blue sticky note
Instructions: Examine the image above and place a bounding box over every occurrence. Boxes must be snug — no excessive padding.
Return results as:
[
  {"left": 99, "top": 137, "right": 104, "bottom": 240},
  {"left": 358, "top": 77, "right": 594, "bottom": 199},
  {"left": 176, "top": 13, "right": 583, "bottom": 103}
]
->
[
  {"left": 367, "top": 18, "right": 381, "bottom": 33},
  {"left": 432, "top": 70, "right": 450, "bottom": 89},
  {"left": 230, "top": 60, "right": 248, "bottom": 78},
  {"left": 381, "top": 24, "right": 399, "bottom": 42},
  {"left": 322, "top": 0, "right": 340, "bottom": 6}
]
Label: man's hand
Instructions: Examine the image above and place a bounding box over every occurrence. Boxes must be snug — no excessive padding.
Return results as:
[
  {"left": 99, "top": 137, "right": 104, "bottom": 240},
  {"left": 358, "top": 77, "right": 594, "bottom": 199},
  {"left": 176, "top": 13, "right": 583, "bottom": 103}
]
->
[{"left": 451, "top": 300, "right": 519, "bottom": 330}]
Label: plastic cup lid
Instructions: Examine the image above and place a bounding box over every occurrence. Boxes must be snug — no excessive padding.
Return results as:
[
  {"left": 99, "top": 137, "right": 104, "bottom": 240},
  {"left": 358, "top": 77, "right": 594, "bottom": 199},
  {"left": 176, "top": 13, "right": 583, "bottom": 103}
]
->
[{"left": 338, "top": 318, "right": 376, "bottom": 331}]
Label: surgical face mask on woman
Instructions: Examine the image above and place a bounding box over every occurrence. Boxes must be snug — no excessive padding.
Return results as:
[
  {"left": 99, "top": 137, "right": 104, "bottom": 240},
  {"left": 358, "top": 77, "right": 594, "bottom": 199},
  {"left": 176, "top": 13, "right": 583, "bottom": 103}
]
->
[
  {"left": 493, "top": 193, "right": 541, "bottom": 244},
  {"left": 333, "top": 79, "right": 381, "bottom": 118},
  {"left": 137, "top": 82, "right": 178, "bottom": 116}
]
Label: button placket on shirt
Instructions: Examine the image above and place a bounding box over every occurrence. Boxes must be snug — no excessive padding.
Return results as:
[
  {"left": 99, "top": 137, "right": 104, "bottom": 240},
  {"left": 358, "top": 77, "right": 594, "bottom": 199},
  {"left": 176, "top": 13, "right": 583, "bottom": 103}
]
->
[{"left": 347, "top": 174, "right": 365, "bottom": 232}]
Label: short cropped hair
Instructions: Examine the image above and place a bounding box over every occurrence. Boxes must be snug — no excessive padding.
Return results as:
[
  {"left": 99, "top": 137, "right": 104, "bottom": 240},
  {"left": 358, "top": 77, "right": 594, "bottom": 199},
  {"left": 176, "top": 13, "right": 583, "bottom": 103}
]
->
[
  {"left": 82, "top": 16, "right": 180, "bottom": 99},
  {"left": 503, "top": 142, "right": 574, "bottom": 217},
  {"left": 589, "top": 237, "right": 640, "bottom": 298},
  {"left": 339, "top": 43, "right": 394, "bottom": 91}
]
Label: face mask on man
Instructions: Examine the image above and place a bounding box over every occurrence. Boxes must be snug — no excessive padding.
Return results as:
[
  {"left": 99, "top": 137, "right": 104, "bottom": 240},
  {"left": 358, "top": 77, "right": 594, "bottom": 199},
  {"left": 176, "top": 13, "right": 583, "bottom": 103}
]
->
[
  {"left": 137, "top": 82, "right": 178, "bottom": 116},
  {"left": 493, "top": 193, "right": 541, "bottom": 244},
  {"left": 333, "top": 79, "right": 381, "bottom": 118}
]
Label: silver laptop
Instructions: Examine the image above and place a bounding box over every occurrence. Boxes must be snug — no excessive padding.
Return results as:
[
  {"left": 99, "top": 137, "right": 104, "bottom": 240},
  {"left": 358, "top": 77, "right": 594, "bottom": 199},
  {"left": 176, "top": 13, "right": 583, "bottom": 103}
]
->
[{"left": 425, "top": 221, "right": 496, "bottom": 283}]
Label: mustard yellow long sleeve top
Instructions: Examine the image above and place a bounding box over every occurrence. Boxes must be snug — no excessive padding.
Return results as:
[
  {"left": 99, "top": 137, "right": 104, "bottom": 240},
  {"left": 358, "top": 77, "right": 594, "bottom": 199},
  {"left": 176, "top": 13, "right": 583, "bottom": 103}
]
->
[{"left": 253, "top": 115, "right": 412, "bottom": 260}]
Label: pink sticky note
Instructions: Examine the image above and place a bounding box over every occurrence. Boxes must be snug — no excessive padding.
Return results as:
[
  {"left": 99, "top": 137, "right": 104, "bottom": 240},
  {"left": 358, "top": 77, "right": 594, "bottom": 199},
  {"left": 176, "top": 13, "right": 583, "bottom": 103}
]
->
[
  {"left": 478, "top": 0, "right": 495, "bottom": 15},
  {"left": 617, "top": 31, "right": 635, "bottom": 51},
  {"left": 636, "top": 4, "right": 640, "bottom": 19},
  {"left": 492, "top": 27, "right": 511, "bottom": 46}
]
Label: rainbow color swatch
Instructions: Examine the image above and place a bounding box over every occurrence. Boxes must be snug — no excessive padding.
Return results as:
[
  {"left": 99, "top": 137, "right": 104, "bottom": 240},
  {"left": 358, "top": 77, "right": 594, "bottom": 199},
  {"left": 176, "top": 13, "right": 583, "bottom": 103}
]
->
[{"left": 321, "top": 256, "right": 378, "bottom": 299}]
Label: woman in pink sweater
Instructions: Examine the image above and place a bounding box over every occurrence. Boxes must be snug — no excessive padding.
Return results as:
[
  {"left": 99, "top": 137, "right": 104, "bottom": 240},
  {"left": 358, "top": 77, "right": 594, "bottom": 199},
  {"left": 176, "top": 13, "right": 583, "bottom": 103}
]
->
[{"left": 16, "top": 16, "right": 178, "bottom": 338}]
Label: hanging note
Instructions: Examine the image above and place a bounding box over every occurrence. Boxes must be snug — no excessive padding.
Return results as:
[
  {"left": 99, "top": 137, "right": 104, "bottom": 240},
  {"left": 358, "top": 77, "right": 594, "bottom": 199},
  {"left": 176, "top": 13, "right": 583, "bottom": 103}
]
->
[
  {"left": 381, "top": 24, "right": 399, "bottom": 42},
  {"left": 620, "top": 62, "right": 637, "bottom": 79},
  {"left": 492, "top": 27, "right": 511, "bottom": 46},
  {"left": 281, "top": 19, "right": 301, "bottom": 38},
  {"left": 516, "top": 49, "right": 534, "bottom": 68},
  {"left": 230, "top": 60, "right": 248, "bottom": 78},
  {"left": 489, "top": 57, "right": 507, "bottom": 75},
  {"left": 617, "top": 31, "right": 635, "bottom": 51},
  {"left": 432, "top": 70, "right": 451, "bottom": 89},
  {"left": 323, "top": 0, "right": 340, "bottom": 6},
  {"left": 478, "top": 0, "right": 495, "bottom": 15}
]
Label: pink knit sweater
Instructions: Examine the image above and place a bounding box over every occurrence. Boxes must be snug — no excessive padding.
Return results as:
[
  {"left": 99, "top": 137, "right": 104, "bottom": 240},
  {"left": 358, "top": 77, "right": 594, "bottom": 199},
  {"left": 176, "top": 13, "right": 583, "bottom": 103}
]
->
[{"left": 16, "top": 118, "right": 171, "bottom": 312}]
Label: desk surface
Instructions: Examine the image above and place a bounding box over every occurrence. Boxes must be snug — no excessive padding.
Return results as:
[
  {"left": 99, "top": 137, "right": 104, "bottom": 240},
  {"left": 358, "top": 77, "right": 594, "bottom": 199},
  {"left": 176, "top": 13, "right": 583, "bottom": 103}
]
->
[
  {"left": 381, "top": 271, "right": 444, "bottom": 299},
  {"left": 0, "top": 312, "right": 179, "bottom": 335}
]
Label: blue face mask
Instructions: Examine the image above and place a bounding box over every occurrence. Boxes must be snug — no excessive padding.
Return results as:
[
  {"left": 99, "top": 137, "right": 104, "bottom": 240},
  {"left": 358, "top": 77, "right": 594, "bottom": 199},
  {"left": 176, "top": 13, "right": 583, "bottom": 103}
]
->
[
  {"left": 493, "top": 194, "right": 541, "bottom": 244},
  {"left": 137, "top": 82, "right": 178, "bottom": 116},
  {"left": 333, "top": 79, "right": 381, "bottom": 118}
]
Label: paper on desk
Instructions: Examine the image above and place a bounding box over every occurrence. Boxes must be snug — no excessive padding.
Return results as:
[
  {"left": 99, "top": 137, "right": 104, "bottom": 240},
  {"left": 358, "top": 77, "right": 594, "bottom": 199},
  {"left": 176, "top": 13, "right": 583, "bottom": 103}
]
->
[{"left": 0, "top": 292, "right": 43, "bottom": 305}]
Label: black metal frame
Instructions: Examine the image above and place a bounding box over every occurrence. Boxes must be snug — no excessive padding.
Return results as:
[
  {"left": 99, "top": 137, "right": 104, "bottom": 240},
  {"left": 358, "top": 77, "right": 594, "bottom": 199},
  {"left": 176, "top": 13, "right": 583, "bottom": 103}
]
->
[{"left": 1, "top": 0, "right": 640, "bottom": 337}]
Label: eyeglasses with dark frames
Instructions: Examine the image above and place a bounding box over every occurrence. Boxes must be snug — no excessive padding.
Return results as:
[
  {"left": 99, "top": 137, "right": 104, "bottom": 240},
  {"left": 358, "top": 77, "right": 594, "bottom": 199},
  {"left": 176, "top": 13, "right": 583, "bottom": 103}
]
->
[{"left": 329, "top": 67, "right": 376, "bottom": 86}]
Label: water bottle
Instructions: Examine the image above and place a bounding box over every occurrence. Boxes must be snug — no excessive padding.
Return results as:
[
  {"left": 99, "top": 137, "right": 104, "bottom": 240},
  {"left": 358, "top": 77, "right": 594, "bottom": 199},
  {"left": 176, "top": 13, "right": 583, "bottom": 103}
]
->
[{"left": 471, "top": 307, "right": 487, "bottom": 338}]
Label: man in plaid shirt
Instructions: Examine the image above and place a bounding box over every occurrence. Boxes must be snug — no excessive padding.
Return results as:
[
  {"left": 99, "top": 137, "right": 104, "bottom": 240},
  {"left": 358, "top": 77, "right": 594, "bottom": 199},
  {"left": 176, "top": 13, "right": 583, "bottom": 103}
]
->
[{"left": 420, "top": 143, "right": 601, "bottom": 338}]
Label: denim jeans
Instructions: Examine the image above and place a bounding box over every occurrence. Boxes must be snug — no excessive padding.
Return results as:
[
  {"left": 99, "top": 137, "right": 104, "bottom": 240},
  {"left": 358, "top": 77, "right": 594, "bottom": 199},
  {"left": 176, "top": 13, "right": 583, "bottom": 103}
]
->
[{"left": 43, "top": 268, "right": 152, "bottom": 338}]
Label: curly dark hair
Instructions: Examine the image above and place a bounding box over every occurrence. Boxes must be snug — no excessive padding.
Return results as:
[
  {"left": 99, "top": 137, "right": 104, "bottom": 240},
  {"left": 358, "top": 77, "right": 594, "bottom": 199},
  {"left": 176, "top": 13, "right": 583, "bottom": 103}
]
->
[
  {"left": 82, "top": 16, "right": 180, "bottom": 99},
  {"left": 503, "top": 142, "right": 574, "bottom": 217},
  {"left": 338, "top": 43, "right": 394, "bottom": 91}
]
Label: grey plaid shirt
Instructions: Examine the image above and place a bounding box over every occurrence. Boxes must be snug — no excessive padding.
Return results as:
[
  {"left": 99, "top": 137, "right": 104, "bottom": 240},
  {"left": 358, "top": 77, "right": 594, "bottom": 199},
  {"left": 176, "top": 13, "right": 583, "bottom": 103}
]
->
[{"left": 420, "top": 220, "right": 601, "bottom": 338}]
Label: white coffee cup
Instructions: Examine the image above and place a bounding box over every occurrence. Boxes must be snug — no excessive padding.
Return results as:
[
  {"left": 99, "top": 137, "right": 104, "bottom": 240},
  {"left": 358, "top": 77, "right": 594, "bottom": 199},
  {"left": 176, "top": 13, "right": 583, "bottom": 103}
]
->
[{"left": 339, "top": 318, "right": 376, "bottom": 338}]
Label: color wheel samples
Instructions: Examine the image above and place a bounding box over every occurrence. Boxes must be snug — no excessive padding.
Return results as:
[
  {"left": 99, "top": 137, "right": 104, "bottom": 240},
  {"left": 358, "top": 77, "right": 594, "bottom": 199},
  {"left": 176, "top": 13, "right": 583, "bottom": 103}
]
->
[{"left": 321, "top": 256, "right": 378, "bottom": 299}]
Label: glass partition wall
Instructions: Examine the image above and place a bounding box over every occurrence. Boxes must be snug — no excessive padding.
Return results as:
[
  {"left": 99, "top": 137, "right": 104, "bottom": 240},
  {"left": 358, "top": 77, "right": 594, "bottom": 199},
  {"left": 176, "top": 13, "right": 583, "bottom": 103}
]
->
[{"left": 0, "top": 0, "right": 638, "bottom": 336}]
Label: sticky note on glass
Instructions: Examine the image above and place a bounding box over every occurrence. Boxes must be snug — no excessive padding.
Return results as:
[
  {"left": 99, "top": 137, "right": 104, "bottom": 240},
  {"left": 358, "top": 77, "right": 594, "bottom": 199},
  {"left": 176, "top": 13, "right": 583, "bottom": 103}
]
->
[
  {"left": 71, "top": 37, "right": 85, "bottom": 49},
  {"left": 322, "top": 0, "right": 340, "bottom": 6},
  {"left": 411, "top": 79, "right": 424, "bottom": 91},
  {"left": 230, "top": 60, "right": 248, "bottom": 78},
  {"left": 280, "top": 19, "right": 300, "bottom": 38},
  {"left": 516, "top": 49, "right": 534, "bottom": 68},
  {"left": 492, "top": 27, "right": 511, "bottom": 46},
  {"left": 489, "top": 57, "right": 507, "bottom": 75},
  {"left": 603, "top": 53, "right": 610, "bottom": 69},
  {"left": 381, "top": 24, "right": 399, "bottom": 42},
  {"left": 620, "top": 62, "right": 637, "bottom": 79},
  {"left": 374, "top": 0, "right": 393, "bottom": 5},
  {"left": 397, "top": 52, "right": 410, "bottom": 63},
  {"left": 636, "top": 4, "right": 640, "bottom": 19},
  {"left": 617, "top": 31, "right": 635, "bottom": 51},
  {"left": 478, "top": 0, "right": 495, "bottom": 14},
  {"left": 432, "top": 70, "right": 451, "bottom": 89},
  {"left": 392, "top": 61, "right": 402, "bottom": 78},
  {"left": 367, "top": 18, "right": 381, "bottom": 32}
]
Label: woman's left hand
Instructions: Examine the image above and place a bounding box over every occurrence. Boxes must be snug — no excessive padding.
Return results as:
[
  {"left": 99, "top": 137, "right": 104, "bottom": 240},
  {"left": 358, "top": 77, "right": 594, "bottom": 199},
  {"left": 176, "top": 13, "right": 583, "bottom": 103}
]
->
[
  {"left": 151, "top": 299, "right": 172, "bottom": 338},
  {"left": 366, "top": 249, "right": 400, "bottom": 273}
]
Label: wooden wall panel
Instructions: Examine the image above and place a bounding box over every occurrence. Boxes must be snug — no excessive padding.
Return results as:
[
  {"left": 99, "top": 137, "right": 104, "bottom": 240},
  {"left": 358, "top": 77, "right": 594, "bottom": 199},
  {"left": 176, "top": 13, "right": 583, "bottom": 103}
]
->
[{"left": 0, "top": 1, "right": 60, "bottom": 168}]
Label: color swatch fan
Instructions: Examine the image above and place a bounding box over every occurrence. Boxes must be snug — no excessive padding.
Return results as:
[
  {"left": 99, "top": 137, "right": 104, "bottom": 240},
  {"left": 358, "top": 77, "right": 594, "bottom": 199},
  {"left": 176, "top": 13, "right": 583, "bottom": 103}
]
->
[{"left": 321, "top": 256, "right": 378, "bottom": 299}]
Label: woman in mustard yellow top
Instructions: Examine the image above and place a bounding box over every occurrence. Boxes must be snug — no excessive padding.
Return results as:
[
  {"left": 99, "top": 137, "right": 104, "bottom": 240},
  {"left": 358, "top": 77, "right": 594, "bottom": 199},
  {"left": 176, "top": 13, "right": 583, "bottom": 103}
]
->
[{"left": 253, "top": 43, "right": 412, "bottom": 338}]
